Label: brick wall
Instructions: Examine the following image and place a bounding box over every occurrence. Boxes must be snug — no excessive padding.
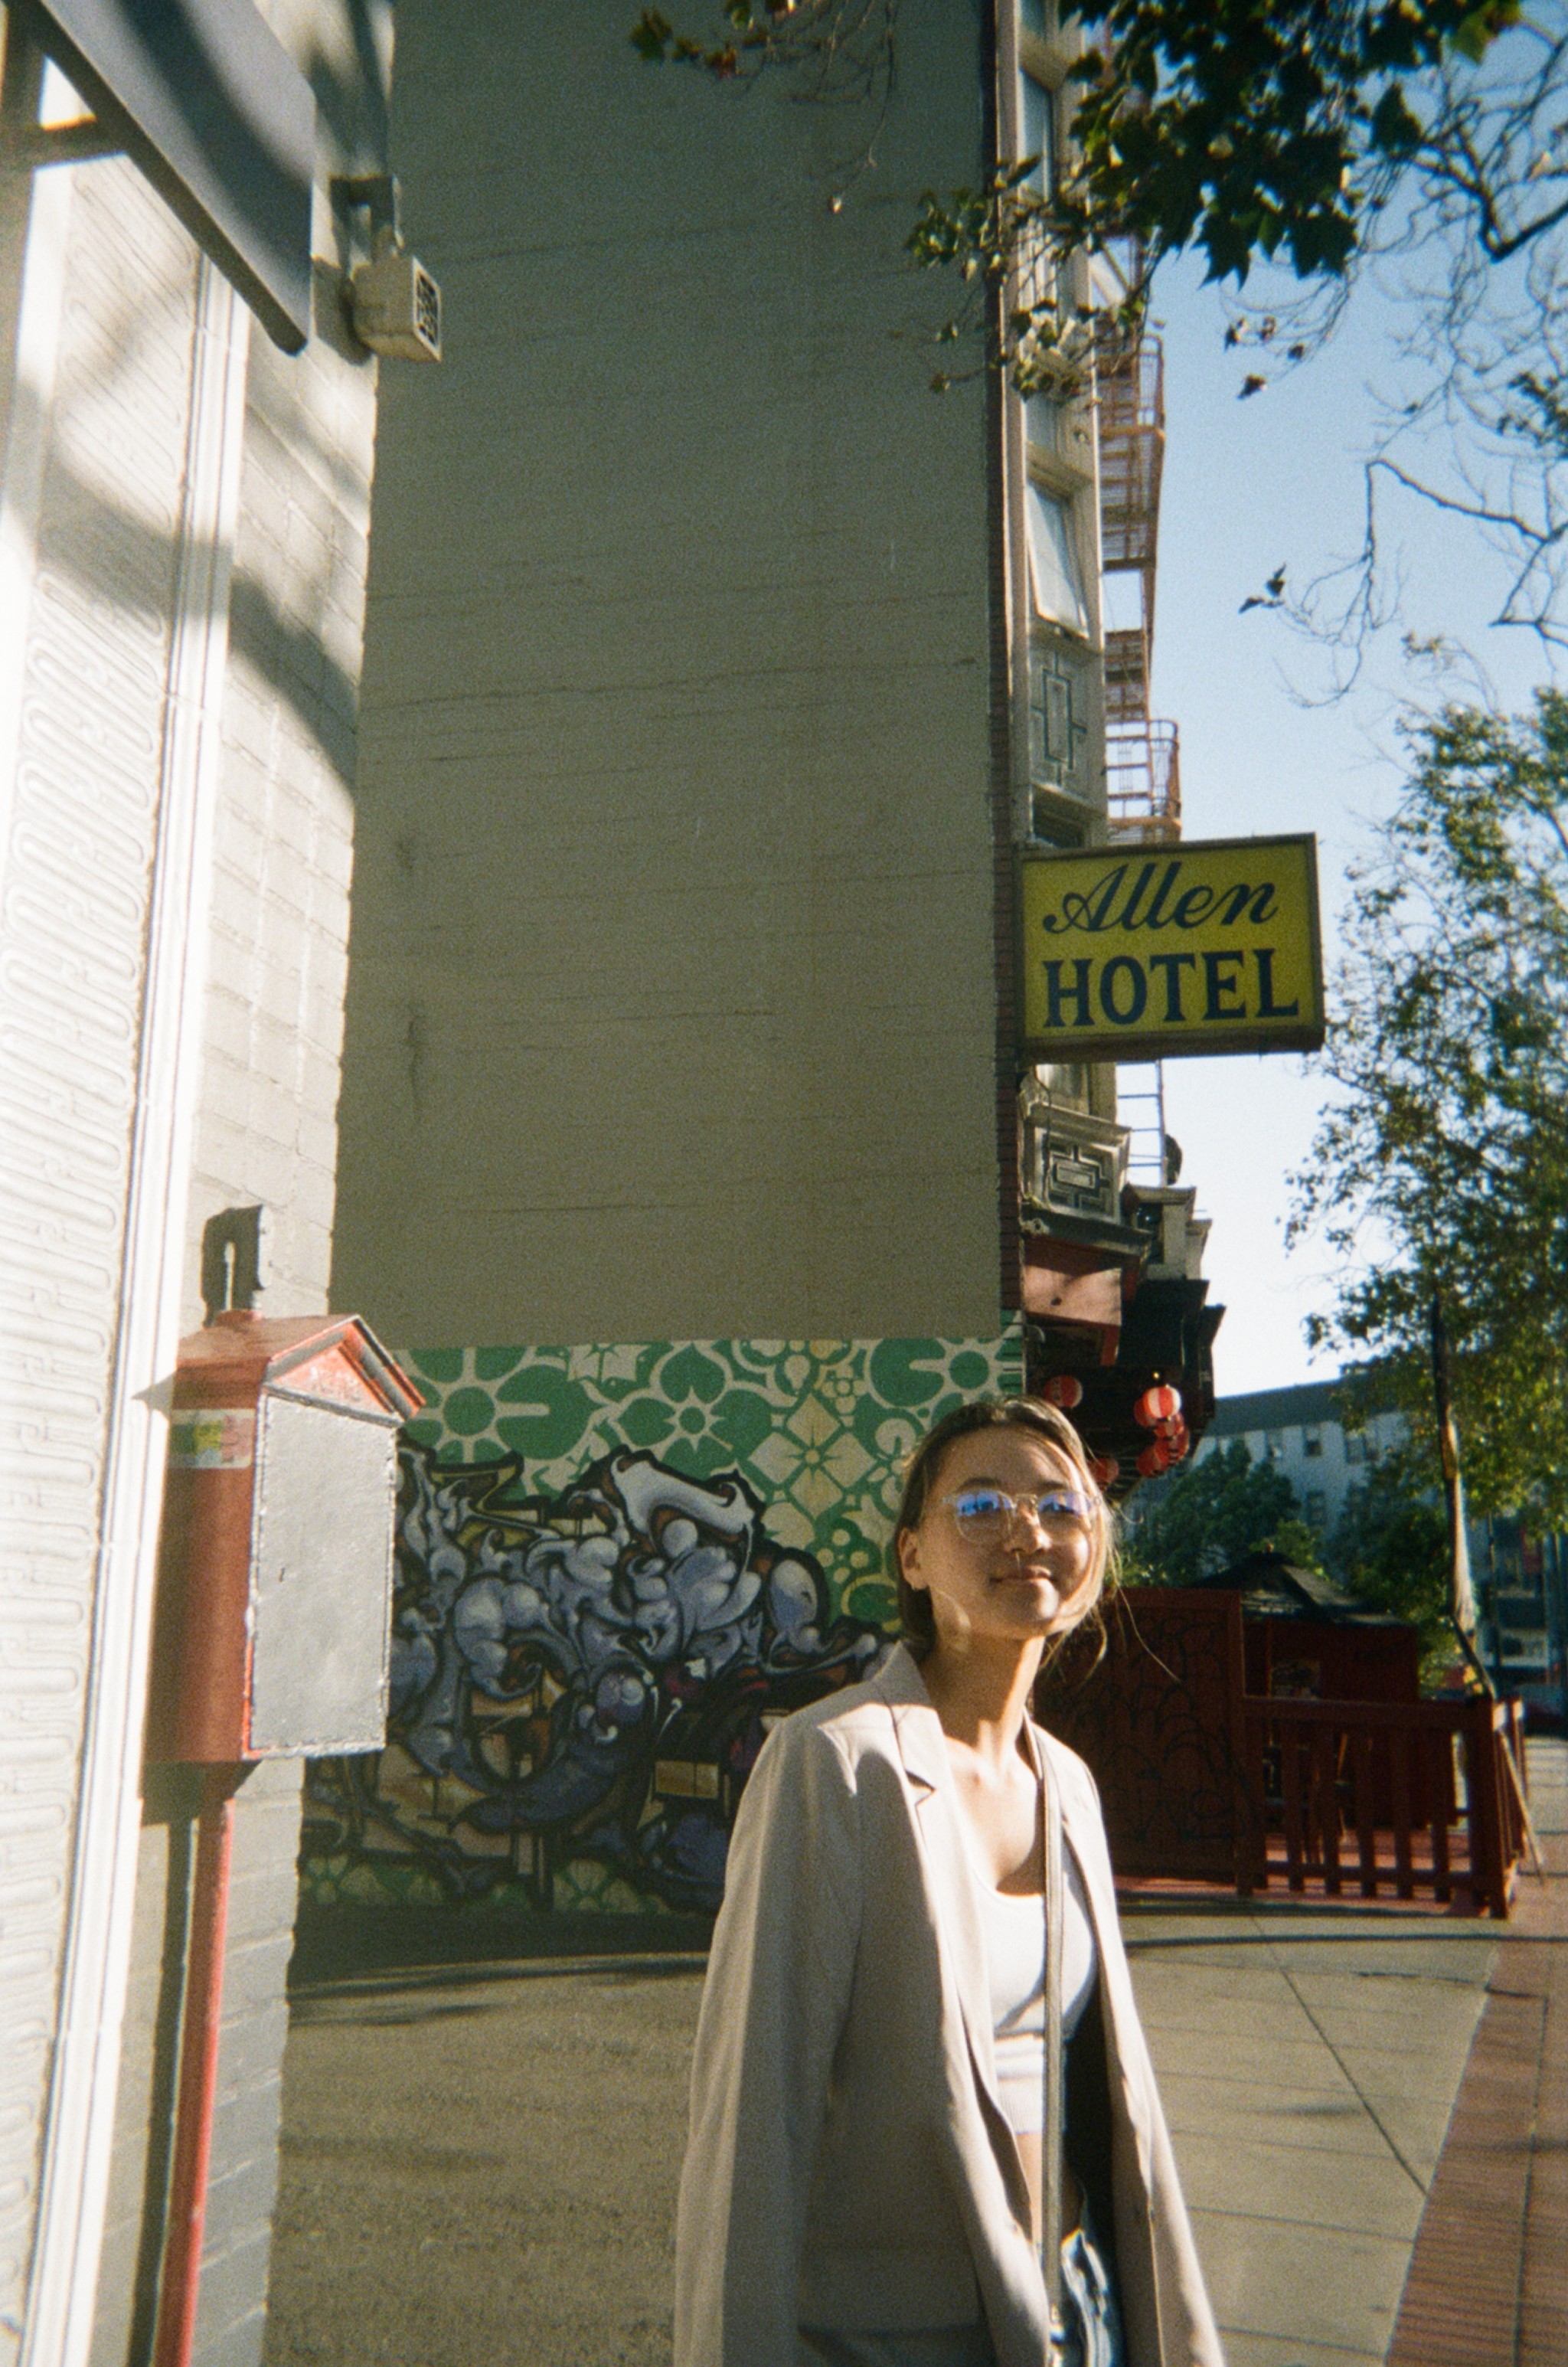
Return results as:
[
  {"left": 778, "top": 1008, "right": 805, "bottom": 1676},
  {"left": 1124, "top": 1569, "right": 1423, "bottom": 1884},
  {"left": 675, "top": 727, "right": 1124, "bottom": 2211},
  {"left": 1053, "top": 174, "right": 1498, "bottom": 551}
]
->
[
  {"left": 179, "top": 289, "right": 374, "bottom": 1335},
  {"left": 189, "top": 1764, "right": 307, "bottom": 2367},
  {"left": 0, "top": 149, "right": 204, "bottom": 2367},
  {"left": 92, "top": 160, "right": 384, "bottom": 2367},
  {"left": 0, "top": 5, "right": 389, "bottom": 2362}
]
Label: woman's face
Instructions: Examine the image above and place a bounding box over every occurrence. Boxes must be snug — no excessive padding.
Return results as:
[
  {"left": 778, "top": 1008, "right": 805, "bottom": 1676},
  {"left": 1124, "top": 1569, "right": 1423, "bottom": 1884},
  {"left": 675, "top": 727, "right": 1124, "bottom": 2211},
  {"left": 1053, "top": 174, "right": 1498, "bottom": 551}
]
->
[{"left": 898, "top": 1425, "right": 1099, "bottom": 1651}]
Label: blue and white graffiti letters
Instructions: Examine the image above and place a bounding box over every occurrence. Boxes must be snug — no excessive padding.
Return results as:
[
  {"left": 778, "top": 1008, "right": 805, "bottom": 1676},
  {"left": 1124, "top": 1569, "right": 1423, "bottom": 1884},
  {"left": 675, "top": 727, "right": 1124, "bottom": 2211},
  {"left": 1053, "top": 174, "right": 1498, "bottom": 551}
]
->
[{"left": 305, "top": 1442, "right": 889, "bottom": 1911}]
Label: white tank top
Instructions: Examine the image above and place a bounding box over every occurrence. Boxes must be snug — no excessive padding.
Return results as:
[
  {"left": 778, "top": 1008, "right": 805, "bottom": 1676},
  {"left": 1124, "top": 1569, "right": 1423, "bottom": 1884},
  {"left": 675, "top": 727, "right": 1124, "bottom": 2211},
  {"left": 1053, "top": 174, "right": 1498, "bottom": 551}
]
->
[{"left": 968, "top": 1850, "right": 1097, "bottom": 2137}]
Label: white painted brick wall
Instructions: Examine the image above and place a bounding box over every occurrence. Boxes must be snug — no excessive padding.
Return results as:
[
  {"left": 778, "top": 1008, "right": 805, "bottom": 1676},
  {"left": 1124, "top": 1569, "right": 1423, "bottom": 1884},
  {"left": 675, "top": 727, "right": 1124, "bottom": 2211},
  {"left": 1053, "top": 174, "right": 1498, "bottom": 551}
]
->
[
  {"left": 1, "top": 6, "right": 389, "bottom": 2362},
  {"left": 168, "top": 194, "right": 383, "bottom": 2367},
  {"left": 0, "top": 152, "right": 201, "bottom": 2367},
  {"left": 188, "top": 1761, "right": 306, "bottom": 2367},
  {"left": 181, "top": 318, "right": 376, "bottom": 1332}
]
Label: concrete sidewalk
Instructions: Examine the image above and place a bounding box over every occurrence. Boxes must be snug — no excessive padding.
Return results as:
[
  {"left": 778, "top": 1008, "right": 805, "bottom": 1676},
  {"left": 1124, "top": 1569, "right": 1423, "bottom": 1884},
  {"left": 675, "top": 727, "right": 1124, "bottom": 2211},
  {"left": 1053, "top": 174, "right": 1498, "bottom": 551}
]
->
[
  {"left": 262, "top": 1741, "right": 1566, "bottom": 2367},
  {"left": 1131, "top": 1734, "right": 1566, "bottom": 2365},
  {"left": 1128, "top": 1908, "right": 1498, "bottom": 2363}
]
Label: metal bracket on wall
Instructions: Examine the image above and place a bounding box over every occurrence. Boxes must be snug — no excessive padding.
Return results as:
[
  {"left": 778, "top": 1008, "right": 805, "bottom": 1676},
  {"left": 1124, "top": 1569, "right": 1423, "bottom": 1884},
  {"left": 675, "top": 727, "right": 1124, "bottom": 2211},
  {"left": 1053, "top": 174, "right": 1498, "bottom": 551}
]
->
[
  {"left": 329, "top": 170, "right": 401, "bottom": 248},
  {"left": 0, "top": 20, "right": 118, "bottom": 168},
  {"left": 4, "top": 118, "right": 122, "bottom": 167},
  {"left": 200, "top": 1205, "right": 266, "bottom": 1323}
]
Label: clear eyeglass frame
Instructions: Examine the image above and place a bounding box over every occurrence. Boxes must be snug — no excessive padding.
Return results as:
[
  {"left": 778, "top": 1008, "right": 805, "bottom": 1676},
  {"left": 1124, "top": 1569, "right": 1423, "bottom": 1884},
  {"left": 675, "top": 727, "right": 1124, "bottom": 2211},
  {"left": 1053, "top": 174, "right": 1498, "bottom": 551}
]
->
[{"left": 941, "top": 1484, "right": 1093, "bottom": 1541}]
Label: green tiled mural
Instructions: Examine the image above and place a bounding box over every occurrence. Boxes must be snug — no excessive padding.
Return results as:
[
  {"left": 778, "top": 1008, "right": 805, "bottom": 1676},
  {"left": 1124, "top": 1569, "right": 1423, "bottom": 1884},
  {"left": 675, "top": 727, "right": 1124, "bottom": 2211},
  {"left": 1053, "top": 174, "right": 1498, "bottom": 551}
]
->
[{"left": 302, "top": 1332, "right": 1021, "bottom": 1915}]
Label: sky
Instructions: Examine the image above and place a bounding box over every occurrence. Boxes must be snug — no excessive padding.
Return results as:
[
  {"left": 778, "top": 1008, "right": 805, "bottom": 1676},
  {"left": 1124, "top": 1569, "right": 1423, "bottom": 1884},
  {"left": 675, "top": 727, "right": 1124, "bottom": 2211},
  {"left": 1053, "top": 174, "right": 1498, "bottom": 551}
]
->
[{"left": 1144, "top": 253, "right": 1550, "bottom": 1400}]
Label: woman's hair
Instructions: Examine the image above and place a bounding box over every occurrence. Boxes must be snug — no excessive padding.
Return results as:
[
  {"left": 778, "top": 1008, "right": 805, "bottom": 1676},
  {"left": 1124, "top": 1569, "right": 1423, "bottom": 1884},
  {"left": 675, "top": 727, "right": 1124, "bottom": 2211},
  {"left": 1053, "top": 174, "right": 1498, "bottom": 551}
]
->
[{"left": 890, "top": 1396, "right": 1115, "bottom": 1659}]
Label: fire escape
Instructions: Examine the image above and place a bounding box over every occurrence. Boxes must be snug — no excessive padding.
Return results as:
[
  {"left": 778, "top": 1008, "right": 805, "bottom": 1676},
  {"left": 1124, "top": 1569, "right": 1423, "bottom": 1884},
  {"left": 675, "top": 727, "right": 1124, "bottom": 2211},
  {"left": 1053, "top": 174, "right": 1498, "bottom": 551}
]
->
[
  {"left": 1014, "top": 312, "right": 1221, "bottom": 1489},
  {"left": 1098, "top": 336, "right": 1181, "bottom": 843}
]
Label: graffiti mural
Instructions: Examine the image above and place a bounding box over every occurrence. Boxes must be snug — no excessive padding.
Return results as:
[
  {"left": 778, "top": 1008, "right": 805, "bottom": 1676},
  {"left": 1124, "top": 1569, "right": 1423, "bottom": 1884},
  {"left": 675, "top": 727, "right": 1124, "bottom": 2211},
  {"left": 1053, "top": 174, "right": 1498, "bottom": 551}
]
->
[
  {"left": 302, "top": 1332, "right": 1021, "bottom": 1913},
  {"left": 307, "top": 1442, "right": 887, "bottom": 1911}
]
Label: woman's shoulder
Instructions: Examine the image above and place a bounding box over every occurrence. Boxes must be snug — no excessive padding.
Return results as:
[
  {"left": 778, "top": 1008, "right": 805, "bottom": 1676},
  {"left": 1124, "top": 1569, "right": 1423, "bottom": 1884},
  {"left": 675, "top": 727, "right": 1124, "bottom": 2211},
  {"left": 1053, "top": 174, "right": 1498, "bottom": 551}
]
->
[
  {"left": 763, "top": 1649, "right": 903, "bottom": 1764},
  {"left": 729, "top": 1654, "right": 905, "bottom": 1855}
]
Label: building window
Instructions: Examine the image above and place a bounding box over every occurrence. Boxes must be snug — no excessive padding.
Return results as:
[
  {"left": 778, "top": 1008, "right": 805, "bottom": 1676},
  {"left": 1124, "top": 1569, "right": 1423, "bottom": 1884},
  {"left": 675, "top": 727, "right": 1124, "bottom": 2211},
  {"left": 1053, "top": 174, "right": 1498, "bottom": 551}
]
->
[
  {"left": 1019, "top": 70, "right": 1057, "bottom": 197},
  {"left": 1344, "top": 1430, "right": 1367, "bottom": 1465},
  {"left": 1303, "top": 1428, "right": 1324, "bottom": 1458},
  {"left": 1027, "top": 391, "right": 1065, "bottom": 458},
  {"left": 1029, "top": 634, "right": 1090, "bottom": 796},
  {"left": 1026, "top": 481, "right": 1089, "bottom": 633},
  {"left": 1305, "top": 1489, "right": 1327, "bottom": 1528}
]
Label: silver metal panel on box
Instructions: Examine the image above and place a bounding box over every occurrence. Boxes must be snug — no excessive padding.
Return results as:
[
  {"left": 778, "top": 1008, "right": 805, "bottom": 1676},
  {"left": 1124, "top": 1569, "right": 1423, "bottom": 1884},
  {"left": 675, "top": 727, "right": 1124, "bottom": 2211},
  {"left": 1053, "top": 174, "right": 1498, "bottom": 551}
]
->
[{"left": 247, "top": 1389, "right": 397, "bottom": 1754}]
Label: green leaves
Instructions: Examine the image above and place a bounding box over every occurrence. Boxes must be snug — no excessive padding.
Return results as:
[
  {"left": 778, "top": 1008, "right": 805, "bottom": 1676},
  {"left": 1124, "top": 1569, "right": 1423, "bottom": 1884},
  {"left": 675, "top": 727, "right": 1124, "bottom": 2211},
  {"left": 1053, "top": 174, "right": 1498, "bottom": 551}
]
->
[
  {"left": 629, "top": 8, "right": 672, "bottom": 60},
  {"left": 1370, "top": 83, "right": 1425, "bottom": 157},
  {"left": 628, "top": 2, "right": 891, "bottom": 94},
  {"left": 1327, "top": 1445, "right": 1451, "bottom": 1656},
  {"left": 1123, "top": 1439, "right": 1307, "bottom": 1584},
  {"left": 1291, "top": 693, "right": 1568, "bottom": 1525},
  {"left": 1063, "top": 0, "right": 1515, "bottom": 283},
  {"left": 629, "top": 3, "right": 760, "bottom": 72},
  {"left": 900, "top": 0, "right": 1525, "bottom": 391}
]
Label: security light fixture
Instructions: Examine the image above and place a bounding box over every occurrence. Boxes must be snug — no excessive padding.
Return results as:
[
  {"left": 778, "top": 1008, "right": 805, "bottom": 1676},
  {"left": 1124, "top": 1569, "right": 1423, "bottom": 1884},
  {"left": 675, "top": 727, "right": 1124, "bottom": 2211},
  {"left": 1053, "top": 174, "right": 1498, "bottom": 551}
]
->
[{"left": 332, "top": 173, "right": 442, "bottom": 363}]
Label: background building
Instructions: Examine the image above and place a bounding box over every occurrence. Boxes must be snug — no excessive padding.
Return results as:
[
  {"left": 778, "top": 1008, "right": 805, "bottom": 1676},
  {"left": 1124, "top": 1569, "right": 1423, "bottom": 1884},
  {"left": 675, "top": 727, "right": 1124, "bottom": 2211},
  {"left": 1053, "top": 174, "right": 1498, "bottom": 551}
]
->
[
  {"left": 308, "top": 0, "right": 1220, "bottom": 1928},
  {"left": 1203, "top": 1378, "right": 1408, "bottom": 1534}
]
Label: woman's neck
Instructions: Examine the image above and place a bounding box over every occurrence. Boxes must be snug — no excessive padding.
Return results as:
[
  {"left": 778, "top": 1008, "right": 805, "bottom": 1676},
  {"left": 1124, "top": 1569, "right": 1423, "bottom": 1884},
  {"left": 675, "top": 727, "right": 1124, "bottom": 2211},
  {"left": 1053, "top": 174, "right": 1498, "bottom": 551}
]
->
[{"left": 919, "top": 1633, "right": 1044, "bottom": 1772}]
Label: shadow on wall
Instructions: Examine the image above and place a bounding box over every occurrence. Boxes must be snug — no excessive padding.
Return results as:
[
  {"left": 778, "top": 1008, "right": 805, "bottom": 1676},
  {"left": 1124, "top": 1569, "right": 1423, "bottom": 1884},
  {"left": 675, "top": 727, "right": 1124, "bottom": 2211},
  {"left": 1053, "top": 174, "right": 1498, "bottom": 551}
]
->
[{"left": 305, "top": 1441, "right": 887, "bottom": 1913}]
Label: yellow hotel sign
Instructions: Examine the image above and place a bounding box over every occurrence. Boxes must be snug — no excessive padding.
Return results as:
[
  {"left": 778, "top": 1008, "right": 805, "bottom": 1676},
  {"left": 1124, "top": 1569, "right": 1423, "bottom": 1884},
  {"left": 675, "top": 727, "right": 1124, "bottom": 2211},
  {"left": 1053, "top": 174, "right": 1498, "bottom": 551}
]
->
[{"left": 1019, "top": 833, "right": 1324, "bottom": 1062}]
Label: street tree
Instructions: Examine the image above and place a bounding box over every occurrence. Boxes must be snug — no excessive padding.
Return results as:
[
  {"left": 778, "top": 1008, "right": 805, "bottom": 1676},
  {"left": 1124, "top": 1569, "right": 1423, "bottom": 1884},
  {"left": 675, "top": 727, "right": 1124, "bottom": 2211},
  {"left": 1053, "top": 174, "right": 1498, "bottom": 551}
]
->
[
  {"left": 1325, "top": 1446, "right": 1452, "bottom": 1656},
  {"left": 1122, "top": 1440, "right": 1322, "bottom": 1584},
  {"left": 1289, "top": 692, "right": 1568, "bottom": 1525}
]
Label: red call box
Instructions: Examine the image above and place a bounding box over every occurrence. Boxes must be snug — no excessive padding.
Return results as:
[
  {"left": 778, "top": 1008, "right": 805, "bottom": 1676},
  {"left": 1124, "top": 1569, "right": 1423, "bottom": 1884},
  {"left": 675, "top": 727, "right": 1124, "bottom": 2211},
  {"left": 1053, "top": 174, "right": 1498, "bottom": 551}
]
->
[{"left": 145, "top": 1313, "right": 423, "bottom": 1764}]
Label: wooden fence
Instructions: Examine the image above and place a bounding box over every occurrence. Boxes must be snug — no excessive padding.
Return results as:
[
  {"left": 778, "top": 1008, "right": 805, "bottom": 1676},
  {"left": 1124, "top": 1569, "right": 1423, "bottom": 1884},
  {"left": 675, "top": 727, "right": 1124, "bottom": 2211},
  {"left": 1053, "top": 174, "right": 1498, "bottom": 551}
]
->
[
  {"left": 1240, "top": 1694, "right": 1528, "bottom": 1917},
  {"left": 1040, "top": 1591, "right": 1530, "bottom": 1917}
]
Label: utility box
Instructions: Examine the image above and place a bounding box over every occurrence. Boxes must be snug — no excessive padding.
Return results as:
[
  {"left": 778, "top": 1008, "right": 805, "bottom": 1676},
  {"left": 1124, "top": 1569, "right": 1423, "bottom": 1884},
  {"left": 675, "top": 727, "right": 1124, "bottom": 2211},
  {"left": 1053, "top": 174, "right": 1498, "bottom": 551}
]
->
[{"left": 145, "top": 1313, "right": 423, "bottom": 1764}]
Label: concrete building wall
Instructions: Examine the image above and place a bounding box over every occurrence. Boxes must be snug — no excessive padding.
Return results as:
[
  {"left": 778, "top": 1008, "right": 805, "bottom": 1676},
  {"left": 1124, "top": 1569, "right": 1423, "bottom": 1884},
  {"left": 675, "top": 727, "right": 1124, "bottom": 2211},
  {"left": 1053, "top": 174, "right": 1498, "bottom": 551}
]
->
[{"left": 332, "top": 0, "right": 1004, "bottom": 1347}]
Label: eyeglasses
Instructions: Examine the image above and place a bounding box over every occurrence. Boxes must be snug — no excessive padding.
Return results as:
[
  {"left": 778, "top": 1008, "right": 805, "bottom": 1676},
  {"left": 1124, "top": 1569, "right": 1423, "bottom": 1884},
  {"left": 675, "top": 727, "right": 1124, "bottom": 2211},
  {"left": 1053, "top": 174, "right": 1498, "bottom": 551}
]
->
[{"left": 940, "top": 1483, "right": 1094, "bottom": 1543}]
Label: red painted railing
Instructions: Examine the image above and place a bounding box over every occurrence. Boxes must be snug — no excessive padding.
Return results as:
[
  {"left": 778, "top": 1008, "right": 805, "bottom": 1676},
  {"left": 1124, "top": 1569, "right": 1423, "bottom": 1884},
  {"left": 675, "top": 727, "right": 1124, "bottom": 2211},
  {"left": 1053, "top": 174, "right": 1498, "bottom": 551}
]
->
[{"left": 1240, "top": 1695, "right": 1528, "bottom": 1917}]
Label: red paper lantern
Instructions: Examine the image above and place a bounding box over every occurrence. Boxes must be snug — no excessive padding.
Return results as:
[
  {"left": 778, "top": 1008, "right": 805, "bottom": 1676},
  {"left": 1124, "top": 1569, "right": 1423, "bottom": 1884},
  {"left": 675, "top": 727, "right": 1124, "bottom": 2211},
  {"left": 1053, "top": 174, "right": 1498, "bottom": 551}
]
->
[
  {"left": 1134, "top": 1385, "right": 1181, "bottom": 1429},
  {"left": 1089, "top": 1453, "right": 1119, "bottom": 1488},
  {"left": 1135, "top": 1441, "right": 1171, "bottom": 1478},
  {"left": 1040, "top": 1375, "right": 1084, "bottom": 1410}
]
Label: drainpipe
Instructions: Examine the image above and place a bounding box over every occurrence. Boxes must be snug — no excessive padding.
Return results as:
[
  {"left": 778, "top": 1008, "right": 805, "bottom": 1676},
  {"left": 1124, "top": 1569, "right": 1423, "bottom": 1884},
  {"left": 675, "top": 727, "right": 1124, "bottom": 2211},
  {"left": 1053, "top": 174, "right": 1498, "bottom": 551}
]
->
[{"left": 152, "top": 1769, "right": 240, "bottom": 2367}]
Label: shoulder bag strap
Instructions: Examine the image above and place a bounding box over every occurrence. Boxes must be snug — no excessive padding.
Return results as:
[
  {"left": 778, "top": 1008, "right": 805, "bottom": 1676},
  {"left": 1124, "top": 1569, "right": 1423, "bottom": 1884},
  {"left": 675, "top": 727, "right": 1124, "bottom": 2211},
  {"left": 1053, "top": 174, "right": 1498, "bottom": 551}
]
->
[{"left": 1040, "top": 1739, "right": 1065, "bottom": 2339}]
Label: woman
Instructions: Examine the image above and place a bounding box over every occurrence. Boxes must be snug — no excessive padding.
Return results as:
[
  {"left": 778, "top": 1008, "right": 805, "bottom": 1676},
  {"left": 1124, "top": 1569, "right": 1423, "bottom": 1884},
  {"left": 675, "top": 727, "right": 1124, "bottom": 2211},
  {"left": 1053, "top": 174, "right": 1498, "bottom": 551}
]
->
[{"left": 674, "top": 1397, "right": 1225, "bottom": 2367}]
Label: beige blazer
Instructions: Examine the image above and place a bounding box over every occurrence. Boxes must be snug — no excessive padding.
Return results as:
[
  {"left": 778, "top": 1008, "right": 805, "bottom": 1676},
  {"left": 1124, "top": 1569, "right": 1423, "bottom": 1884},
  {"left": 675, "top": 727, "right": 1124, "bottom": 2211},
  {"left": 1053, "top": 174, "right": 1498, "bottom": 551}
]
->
[{"left": 674, "top": 1644, "right": 1225, "bottom": 2367}]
